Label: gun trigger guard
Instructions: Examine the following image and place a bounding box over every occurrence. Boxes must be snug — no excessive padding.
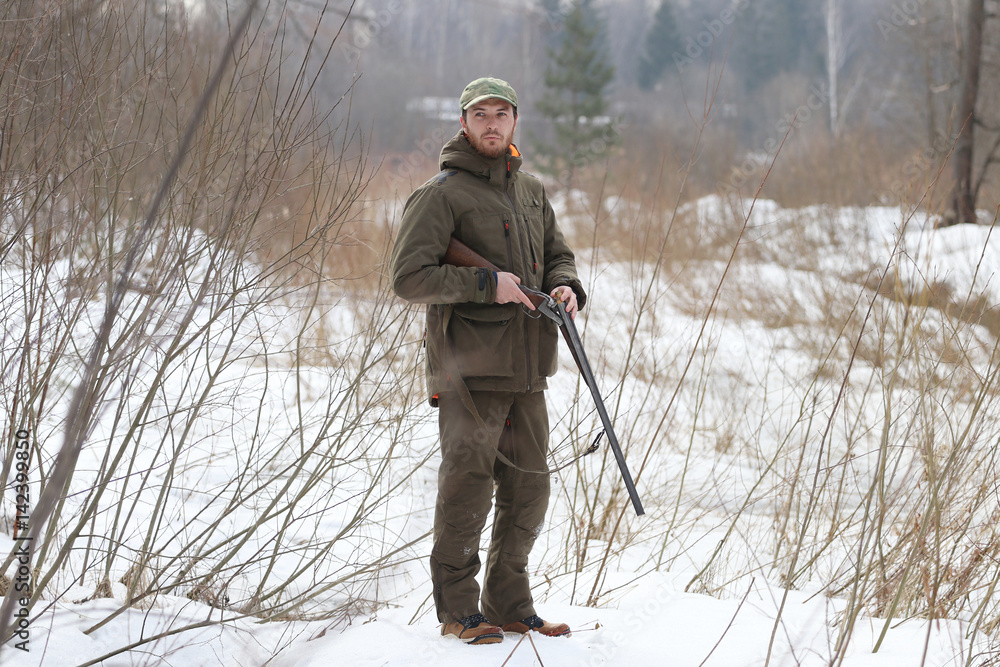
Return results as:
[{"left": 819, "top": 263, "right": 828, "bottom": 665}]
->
[{"left": 521, "top": 288, "right": 562, "bottom": 325}]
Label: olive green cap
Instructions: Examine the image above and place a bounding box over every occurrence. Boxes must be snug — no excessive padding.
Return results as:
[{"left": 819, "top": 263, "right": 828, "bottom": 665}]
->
[{"left": 460, "top": 77, "right": 518, "bottom": 111}]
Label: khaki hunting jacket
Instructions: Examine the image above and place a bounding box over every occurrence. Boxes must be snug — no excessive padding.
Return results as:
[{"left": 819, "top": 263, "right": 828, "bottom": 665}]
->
[{"left": 390, "top": 131, "right": 586, "bottom": 400}]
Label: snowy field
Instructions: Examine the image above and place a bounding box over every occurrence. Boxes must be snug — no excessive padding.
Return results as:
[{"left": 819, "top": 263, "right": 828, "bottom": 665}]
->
[{"left": 3, "top": 195, "right": 1000, "bottom": 666}]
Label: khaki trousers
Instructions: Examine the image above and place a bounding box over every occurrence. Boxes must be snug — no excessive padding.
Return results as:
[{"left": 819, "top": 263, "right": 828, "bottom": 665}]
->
[{"left": 431, "top": 389, "right": 550, "bottom": 625}]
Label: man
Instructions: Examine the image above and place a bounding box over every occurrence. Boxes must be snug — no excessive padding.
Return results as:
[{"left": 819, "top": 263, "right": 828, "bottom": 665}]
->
[{"left": 390, "top": 77, "right": 585, "bottom": 645}]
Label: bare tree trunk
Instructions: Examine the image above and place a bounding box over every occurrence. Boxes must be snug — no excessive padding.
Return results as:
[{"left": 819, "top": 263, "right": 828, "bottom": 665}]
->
[
  {"left": 948, "top": 0, "right": 984, "bottom": 226},
  {"left": 826, "top": 0, "right": 840, "bottom": 138},
  {"left": 921, "top": 19, "right": 937, "bottom": 148}
]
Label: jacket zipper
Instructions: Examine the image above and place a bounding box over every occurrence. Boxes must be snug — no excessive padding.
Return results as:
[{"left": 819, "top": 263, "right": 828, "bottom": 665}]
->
[
  {"left": 501, "top": 188, "right": 533, "bottom": 285},
  {"left": 503, "top": 217, "right": 515, "bottom": 273},
  {"left": 504, "top": 169, "right": 533, "bottom": 392}
]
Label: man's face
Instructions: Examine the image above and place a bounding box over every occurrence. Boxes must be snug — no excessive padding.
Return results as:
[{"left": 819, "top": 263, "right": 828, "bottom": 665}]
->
[{"left": 460, "top": 99, "right": 517, "bottom": 160}]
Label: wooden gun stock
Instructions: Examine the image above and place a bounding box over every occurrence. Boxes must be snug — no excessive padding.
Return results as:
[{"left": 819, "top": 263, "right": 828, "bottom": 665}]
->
[
  {"left": 442, "top": 236, "right": 499, "bottom": 272},
  {"left": 442, "top": 237, "right": 546, "bottom": 309}
]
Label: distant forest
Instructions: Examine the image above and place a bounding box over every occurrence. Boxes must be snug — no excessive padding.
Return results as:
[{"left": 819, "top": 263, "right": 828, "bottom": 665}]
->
[{"left": 318, "top": 0, "right": 998, "bottom": 209}]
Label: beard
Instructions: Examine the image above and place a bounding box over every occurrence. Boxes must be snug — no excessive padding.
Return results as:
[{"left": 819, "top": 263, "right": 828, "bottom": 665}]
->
[{"left": 467, "top": 129, "right": 511, "bottom": 159}]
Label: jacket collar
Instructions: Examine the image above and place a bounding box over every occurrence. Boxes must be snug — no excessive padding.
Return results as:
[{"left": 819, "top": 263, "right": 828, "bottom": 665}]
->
[{"left": 440, "top": 131, "right": 522, "bottom": 188}]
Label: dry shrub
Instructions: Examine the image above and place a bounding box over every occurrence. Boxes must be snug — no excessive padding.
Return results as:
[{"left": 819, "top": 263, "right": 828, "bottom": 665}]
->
[
  {"left": 93, "top": 577, "right": 115, "bottom": 600},
  {"left": 756, "top": 127, "right": 890, "bottom": 208},
  {"left": 0, "top": 1, "right": 431, "bottom": 656}
]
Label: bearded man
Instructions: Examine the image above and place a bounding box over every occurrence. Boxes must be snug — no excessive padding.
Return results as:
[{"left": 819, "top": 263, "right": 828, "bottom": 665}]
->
[{"left": 391, "top": 77, "right": 584, "bottom": 645}]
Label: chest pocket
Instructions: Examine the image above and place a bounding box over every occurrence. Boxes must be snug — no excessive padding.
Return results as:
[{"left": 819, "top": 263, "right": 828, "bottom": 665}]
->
[
  {"left": 456, "top": 210, "right": 511, "bottom": 272},
  {"left": 519, "top": 194, "right": 544, "bottom": 280}
]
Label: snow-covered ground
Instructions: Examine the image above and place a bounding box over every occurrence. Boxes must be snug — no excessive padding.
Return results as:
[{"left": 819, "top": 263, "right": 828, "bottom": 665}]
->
[
  {"left": 5, "top": 573, "right": 979, "bottom": 666},
  {"left": 3, "top": 196, "right": 999, "bottom": 666}
]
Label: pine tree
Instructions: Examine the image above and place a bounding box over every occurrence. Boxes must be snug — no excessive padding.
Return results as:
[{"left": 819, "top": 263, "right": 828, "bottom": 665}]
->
[
  {"left": 536, "top": 0, "right": 616, "bottom": 186},
  {"left": 637, "top": 0, "right": 682, "bottom": 90}
]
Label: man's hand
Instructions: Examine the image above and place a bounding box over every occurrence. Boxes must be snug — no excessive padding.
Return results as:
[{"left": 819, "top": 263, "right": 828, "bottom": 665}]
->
[
  {"left": 495, "top": 272, "right": 535, "bottom": 309},
  {"left": 551, "top": 285, "right": 578, "bottom": 319}
]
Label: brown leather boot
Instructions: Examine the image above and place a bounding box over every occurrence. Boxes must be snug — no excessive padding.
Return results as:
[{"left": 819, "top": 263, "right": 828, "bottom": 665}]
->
[
  {"left": 441, "top": 613, "right": 504, "bottom": 645},
  {"left": 500, "top": 614, "right": 571, "bottom": 637}
]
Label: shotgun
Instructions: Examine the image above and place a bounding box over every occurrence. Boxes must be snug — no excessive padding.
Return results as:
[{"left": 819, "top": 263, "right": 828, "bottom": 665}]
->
[{"left": 442, "top": 236, "right": 645, "bottom": 516}]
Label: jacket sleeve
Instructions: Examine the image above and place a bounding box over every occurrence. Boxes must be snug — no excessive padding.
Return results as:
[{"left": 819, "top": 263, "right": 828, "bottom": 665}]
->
[
  {"left": 539, "top": 187, "right": 587, "bottom": 310},
  {"left": 390, "top": 185, "right": 498, "bottom": 305}
]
